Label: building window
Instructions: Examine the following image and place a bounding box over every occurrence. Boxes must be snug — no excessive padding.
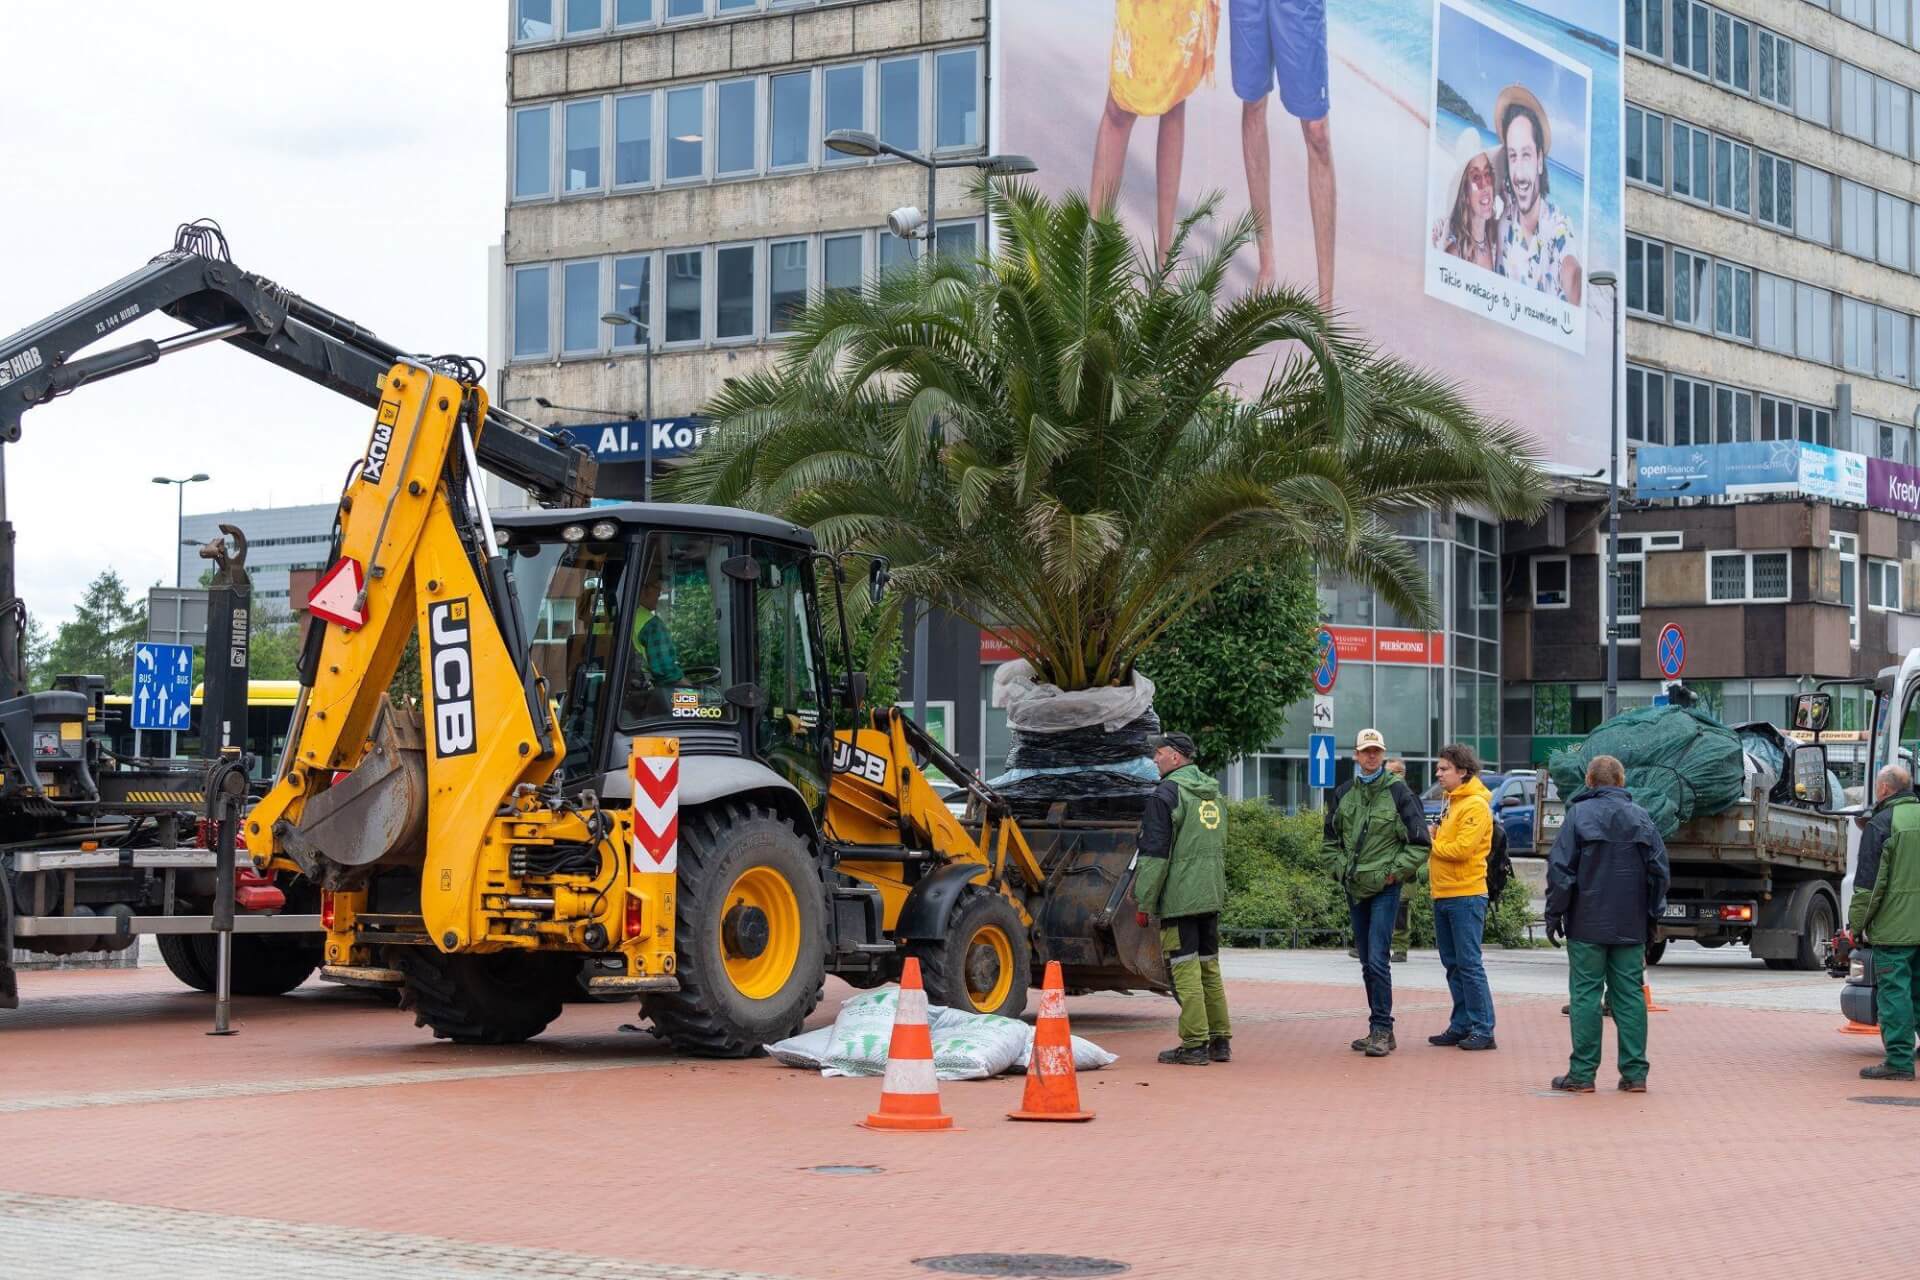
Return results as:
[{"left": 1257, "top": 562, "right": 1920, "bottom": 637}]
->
[
  {"left": 1710, "top": 10, "right": 1750, "bottom": 93},
  {"left": 1710, "top": 552, "right": 1789, "bottom": 603},
  {"left": 1878, "top": 192, "right": 1912, "bottom": 271},
  {"left": 1626, "top": 236, "right": 1665, "bottom": 317},
  {"left": 934, "top": 49, "right": 981, "bottom": 150},
  {"left": 614, "top": 93, "right": 652, "bottom": 186},
  {"left": 1759, "top": 394, "right": 1793, "bottom": 442},
  {"left": 1870, "top": 559, "right": 1903, "bottom": 612},
  {"left": 1796, "top": 164, "right": 1833, "bottom": 246},
  {"left": 935, "top": 221, "right": 979, "bottom": 260},
  {"left": 516, "top": 0, "right": 556, "bottom": 43},
  {"left": 1877, "top": 0, "right": 1911, "bottom": 43},
  {"left": 1794, "top": 46, "right": 1831, "bottom": 127},
  {"left": 612, "top": 255, "right": 651, "bottom": 348},
  {"left": 1876, "top": 76, "right": 1910, "bottom": 155},
  {"left": 1713, "top": 261, "right": 1752, "bottom": 341},
  {"left": 565, "top": 0, "right": 603, "bottom": 36},
  {"left": 1674, "top": 0, "right": 1710, "bottom": 76},
  {"left": 1877, "top": 308, "right": 1912, "bottom": 384},
  {"left": 1715, "top": 385, "right": 1753, "bottom": 442},
  {"left": 665, "top": 86, "right": 705, "bottom": 181},
  {"left": 1878, "top": 421, "right": 1916, "bottom": 464},
  {"left": 822, "top": 64, "right": 865, "bottom": 164},
  {"left": 616, "top": 0, "right": 652, "bottom": 23},
  {"left": 1627, "top": 0, "right": 1665, "bottom": 57},
  {"left": 513, "top": 105, "right": 552, "bottom": 200},
  {"left": 769, "top": 71, "right": 812, "bottom": 170},
  {"left": 1757, "top": 28, "right": 1791, "bottom": 109},
  {"left": 1672, "top": 247, "right": 1708, "bottom": 329},
  {"left": 1833, "top": 531, "right": 1860, "bottom": 645},
  {"left": 1627, "top": 106, "right": 1665, "bottom": 188},
  {"left": 1795, "top": 283, "right": 1834, "bottom": 364},
  {"left": 564, "top": 99, "right": 602, "bottom": 192},
  {"left": 1841, "top": 181, "right": 1875, "bottom": 258},
  {"left": 1797, "top": 405, "right": 1833, "bottom": 447},
  {"left": 1843, "top": 297, "right": 1876, "bottom": 373},
  {"left": 879, "top": 57, "right": 921, "bottom": 154},
  {"left": 823, "top": 233, "right": 863, "bottom": 295},
  {"left": 1671, "top": 375, "right": 1711, "bottom": 445},
  {"left": 1840, "top": 63, "right": 1874, "bottom": 143},
  {"left": 666, "top": 0, "right": 703, "bottom": 19},
  {"left": 1671, "top": 120, "right": 1709, "bottom": 202},
  {"left": 664, "top": 249, "right": 704, "bottom": 343},
  {"left": 1533, "top": 557, "right": 1570, "bottom": 609},
  {"left": 1756, "top": 273, "right": 1794, "bottom": 353},
  {"left": 1712, "top": 135, "right": 1750, "bottom": 215},
  {"left": 1756, "top": 151, "right": 1791, "bottom": 231},
  {"left": 715, "top": 244, "right": 756, "bottom": 340},
  {"left": 1627, "top": 365, "right": 1667, "bottom": 443},
  {"left": 715, "top": 79, "right": 758, "bottom": 176},
  {"left": 512, "top": 265, "right": 550, "bottom": 359},
  {"left": 768, "top": 238, "right": 808, "bottom": 334},
  {"left": 562, "top": 259, "right": 601, "bottom": 354}
]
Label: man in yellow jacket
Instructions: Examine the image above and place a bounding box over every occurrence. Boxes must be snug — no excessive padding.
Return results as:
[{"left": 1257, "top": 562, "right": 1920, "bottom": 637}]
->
[{"left": 1426, "top": 743, "right": 1498, "bottom": 1050}]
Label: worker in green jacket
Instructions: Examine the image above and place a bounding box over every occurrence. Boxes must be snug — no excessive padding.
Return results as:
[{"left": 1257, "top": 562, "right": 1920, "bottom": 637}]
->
[
  {"left": 1324, "top": 728, "right": 1431, "bottom": 1057},
  {"left": 1853, "top": 763, "right": 1920, "bottom": 1081},
  {"left": 1133, "top": 731, "right": 1231, "bottom": 1067}
]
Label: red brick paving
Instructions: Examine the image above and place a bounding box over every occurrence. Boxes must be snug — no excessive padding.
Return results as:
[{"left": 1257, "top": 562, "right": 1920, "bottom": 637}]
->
[{"left": 2, "top": 963, "right": 1917, "bottom": 1279}]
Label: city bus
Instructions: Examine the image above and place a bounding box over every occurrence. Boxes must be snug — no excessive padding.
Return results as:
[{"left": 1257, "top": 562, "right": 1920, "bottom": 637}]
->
[{"left": 101, "top": 680, "right": 300, "bottom": 785}]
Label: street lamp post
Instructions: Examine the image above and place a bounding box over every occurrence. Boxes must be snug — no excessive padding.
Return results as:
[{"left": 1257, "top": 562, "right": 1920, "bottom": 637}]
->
[
  {"left": 820, "top": 130, "right": 1037, "bottom": 728},
  {"left": 1590, "top": 271, "right": 1622, "bottom": 721},
  {"left": 153, "top": 473, "right": 210, "bottom": 587},
  {"left": 600, "top": 309, "right": 655, "bottom": 501}
]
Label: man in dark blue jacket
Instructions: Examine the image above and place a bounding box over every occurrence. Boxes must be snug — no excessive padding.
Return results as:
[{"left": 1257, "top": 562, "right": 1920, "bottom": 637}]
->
[{"left": 1544, "top": 754, "right": 1671, "bottom": 1093}]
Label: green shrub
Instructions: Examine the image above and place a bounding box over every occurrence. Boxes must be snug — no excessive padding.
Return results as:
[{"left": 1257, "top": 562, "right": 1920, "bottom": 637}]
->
[{"left": 1401, "top": 875, "right": 1534, "bottom": 949}]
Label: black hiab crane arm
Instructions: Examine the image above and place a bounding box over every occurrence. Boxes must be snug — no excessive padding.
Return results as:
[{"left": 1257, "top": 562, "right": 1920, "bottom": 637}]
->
[{"left": 0, "top": 221, "right": 597, "bottom": 702}]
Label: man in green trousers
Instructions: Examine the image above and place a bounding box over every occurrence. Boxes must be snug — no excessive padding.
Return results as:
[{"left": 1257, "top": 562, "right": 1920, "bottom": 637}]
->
[
  {"left": 1852, "top": 764, "right": 1920, "bottom": 1081},
  {"left": 1133, "top": 731, "right": 1231, "bottom": 1067},
  {"left": 1544, "top": 754, "right": 1670, "bottom": 1093}
]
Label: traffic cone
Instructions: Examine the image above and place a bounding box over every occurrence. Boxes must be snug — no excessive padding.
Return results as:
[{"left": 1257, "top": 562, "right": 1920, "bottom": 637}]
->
[
  {"left": 859, "top": 957, "right": 955, "bottom": 1132},
  {"left": 1009, "top": 960, "right": 1094, "bottom": 1123},
  {"left": 1643, "top": 983, "right": 1669, "bottom": 1013},
  {"left": 1839, "top": 1020, "right": 1880, "bottom": 1036}
]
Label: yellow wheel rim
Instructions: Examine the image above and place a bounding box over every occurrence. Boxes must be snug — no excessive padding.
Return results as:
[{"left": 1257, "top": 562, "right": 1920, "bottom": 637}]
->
[
  {"left": 962, "top": 923, "right": 1015, "bottom": 1013},
  {"left": 720, "top": 866, "right": 801, "bottom": 1001}
]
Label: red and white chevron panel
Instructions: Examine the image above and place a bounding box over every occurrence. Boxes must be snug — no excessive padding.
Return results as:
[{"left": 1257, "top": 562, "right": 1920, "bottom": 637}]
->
[{"left": 631, "top": 753, "right": 679, "bottom": 875}]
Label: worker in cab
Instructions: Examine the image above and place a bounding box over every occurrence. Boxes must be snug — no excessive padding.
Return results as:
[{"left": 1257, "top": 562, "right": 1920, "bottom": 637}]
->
[
  {"left": 1132, "top": 731, "right": 1231, "bottom": 1067},
  {"left": 1851, "top": 764, "right": 1920, "bottom": 1082},
  {"left": 630, "top": 563, "right": 683, "bottom": 685},
  {"left": 1425, "top": 743, "right": 1497, "bottom": 1051}
]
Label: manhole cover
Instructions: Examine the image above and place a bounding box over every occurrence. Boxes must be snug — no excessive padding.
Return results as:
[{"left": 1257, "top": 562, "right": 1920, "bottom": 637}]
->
[
  {"left": 1850, "top": 1095, "right": 1920, "bottom": 1107},
  {"left": 914, "top": 1255, "right": 1128, "bottom": 1277},
  {"left": 806, "top": 1164, "right": 884, "bottom": 1175}
]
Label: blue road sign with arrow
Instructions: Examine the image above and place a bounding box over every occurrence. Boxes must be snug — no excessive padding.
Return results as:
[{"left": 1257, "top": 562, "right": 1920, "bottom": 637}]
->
[
  {"left": 133, "top": 641, "right": 194, "bottom": 732},
  {"left": 1308, "top": 733, "right": 1336, "bottom": 789}
]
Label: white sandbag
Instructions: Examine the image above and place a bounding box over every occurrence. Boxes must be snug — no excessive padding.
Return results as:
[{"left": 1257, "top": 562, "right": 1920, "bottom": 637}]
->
[
  {"left": 817, "top": 986, "right": 961, "bottom": 1077},
  {"left": 992, "top": 660, "right": 1155, "bottom": 734},
  {"left": 930, "top": 1015, "right": 1031, "bottom": 1081},
  {"left": 1013, "top": 1031, "right": 1119, "bottom": 1073},
  {"left": 766, "top": 1024, "right": 834, "bottom": 1070}
]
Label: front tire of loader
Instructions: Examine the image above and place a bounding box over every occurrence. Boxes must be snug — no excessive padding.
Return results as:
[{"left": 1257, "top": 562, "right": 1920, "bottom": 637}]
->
[
  {"left": 642, "top": 804, "right": 826, "bottom": 1057},
  {"left": 392, "top": 947, "right": 575, "bottom": 1044},
  {"left": 911, "top": 889, "right": 1032, "bottom": 1019}
]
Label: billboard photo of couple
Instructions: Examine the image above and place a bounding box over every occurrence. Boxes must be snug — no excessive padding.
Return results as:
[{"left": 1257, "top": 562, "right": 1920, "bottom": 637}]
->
[
  {"left": 990, "top": 0, "right": 1622, "bottom": 472},
  {"left": 1425, "top": 0, "right": 1593, "bottom": 353}
]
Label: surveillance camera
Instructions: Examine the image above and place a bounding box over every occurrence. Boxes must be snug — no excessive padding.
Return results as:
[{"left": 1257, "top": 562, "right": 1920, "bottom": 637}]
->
[{"left": 887, "top": 206, "right": 926, "bottom": 239}]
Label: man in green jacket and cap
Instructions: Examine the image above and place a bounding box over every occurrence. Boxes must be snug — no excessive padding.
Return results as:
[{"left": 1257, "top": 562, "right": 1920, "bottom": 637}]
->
[
  {"left": 1852, "top": 763, "right": 1920, "bottom": 1081},
  {"left": 1133, "top": 731, "right": 1231, "bottom": 1067},
  {"left": 1324, "top": 727, "right": 1431, "bottom": 1057}
]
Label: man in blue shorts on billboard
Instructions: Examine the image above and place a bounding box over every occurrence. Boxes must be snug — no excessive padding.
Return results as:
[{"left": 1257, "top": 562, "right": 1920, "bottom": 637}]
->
[{"left": 1231, "top": 0, "right": 1335, "bottom": 307}]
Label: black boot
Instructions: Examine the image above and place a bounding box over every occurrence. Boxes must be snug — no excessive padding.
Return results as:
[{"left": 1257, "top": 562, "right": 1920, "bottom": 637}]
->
[
  {"left": 1208, "top": 1036, "right": 1232, "bottom": 1063},
  {"left": 1860, "top": 1063, "right": 1916, "bottom": 1081},
  {"left": 1158, "top": 1044, "right": 1210, "bottom": 1066}
]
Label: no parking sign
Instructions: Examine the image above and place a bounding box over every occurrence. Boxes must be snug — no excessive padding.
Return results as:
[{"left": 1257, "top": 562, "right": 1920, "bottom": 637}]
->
[{"left": 1657, "top": 623, "right": 1687, "bottom": 679}]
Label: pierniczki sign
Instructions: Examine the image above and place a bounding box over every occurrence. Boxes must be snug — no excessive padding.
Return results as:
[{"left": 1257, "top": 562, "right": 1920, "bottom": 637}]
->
[{"left": 1868, "top": 457, "right": 1920, "bottom": 517}]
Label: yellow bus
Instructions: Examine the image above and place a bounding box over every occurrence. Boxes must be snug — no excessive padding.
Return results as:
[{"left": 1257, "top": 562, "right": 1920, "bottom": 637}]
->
[{"left": 101, "top": 680, "right": 300, "bottom": 783}]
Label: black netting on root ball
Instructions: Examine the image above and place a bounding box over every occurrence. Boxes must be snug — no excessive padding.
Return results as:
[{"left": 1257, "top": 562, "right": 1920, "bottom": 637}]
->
[{"left": 1004, "top": 711, "right": 1161, "bottom": 772}]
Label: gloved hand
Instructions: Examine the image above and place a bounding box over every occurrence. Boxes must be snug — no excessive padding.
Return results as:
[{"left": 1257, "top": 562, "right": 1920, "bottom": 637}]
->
[
  {"left": 1136, "top": 911, "right": 1151, "bottom": 928},
  {"left": 1545, "top": 916, "right": 1565, "bottom": 948}
]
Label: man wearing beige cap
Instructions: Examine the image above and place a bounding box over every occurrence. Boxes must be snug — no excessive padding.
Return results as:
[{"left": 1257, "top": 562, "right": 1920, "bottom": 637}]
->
[{"left": 1322, "top": 727, "right": 1430, "bottom": 1056}]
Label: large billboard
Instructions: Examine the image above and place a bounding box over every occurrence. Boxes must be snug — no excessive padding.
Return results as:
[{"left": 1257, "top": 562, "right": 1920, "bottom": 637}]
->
[{"left": 990, "top": 0, "right": 1621, "bottom": 472}]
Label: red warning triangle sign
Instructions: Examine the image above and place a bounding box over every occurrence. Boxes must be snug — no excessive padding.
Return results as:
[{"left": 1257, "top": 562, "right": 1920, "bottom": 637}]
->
[{"left": 307, "top": 557, "right": 365, "bottom": 631}]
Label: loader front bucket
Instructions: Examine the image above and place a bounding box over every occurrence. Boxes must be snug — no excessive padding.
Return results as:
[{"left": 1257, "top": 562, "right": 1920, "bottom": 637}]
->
[{"left": 1022, "top": 821, "right": 1170, "bottom": 995}]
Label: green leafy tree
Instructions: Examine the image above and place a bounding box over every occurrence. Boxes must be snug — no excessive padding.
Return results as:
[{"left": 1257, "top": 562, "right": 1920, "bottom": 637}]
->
[
  {"left": 21, "top": 614, "right": 49, "bottom": 690},
  {"left": 1140, "top": 558, "right": 1320, "bottom": 770},
  {"left": 39, "top": 570, "right": 146, "bottom": 693},
  {"left": 670, "top": 182, "right": 1545, "bottom": 695}
]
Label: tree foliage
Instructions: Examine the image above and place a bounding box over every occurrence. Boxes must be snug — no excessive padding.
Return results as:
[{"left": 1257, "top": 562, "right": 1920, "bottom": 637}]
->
[
  {"left": 669, "top": 181, "right": 1546, "bottom": 693},
  {"left": 38, "top": 570, "right": 146, "bottom": 693},
  {"left": 1140, "top": 558, "right": 1321, "bottom": 770}
]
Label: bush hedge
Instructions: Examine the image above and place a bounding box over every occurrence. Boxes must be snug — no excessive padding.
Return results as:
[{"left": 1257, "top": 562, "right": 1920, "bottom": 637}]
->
[{"left": 1219, "top": 801, "right": 1535, "bottom": 948}]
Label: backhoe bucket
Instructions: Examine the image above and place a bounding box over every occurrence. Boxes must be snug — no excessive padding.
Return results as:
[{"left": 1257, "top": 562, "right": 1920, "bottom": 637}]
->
[
  {"left": 275, "top": 698, "right": 426, "bottom": 889},
  {"left": 1021, "top": 821, "right": 1170, "bottom": 994}
]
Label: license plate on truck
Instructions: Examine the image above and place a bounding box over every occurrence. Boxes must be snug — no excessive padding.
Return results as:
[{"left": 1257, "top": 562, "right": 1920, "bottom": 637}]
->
[{"left": 1662, "top": 904, "right": 1690, "bottom": 919}]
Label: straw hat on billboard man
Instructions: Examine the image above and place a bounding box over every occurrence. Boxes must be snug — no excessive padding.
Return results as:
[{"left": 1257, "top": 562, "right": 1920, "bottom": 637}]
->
[{"left": 1493, "top": 83, "right": 1551, "bottom": 157}]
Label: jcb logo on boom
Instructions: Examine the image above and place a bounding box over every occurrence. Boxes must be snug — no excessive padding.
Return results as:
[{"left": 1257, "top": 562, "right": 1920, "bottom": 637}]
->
[
  {"left": 831, "top": 740, "right": 888, "bottom": 785},
  {"left": 428, "top": 599, "right": 476, "bottom": 757}
]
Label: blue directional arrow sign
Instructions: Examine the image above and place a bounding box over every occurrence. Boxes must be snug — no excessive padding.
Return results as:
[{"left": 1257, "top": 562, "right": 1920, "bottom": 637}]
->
[
  {"left": 1308, "top": 733, "right": 1337, "bottom": 789},
  {"left": 133, "top": 641, "right": 194, "bottom": 732}
]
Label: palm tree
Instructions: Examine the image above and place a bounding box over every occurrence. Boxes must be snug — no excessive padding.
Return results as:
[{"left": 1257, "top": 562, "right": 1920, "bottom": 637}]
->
[{"left": 669, "top": 181, "right": 1547, "bottom": 692}]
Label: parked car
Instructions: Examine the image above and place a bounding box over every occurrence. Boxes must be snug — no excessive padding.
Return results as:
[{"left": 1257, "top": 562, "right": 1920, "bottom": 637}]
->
[{"left": 1424, "top": 770, "right": 1537, "bottom": 855}]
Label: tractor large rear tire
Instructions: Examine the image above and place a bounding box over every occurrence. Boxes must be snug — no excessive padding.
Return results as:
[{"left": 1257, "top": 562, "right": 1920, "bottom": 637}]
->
[
  {"left": 157, "top": 934, "right": 317, "bottom": 996},
  {"left": 642, "top": 804, "right": 826, "bottom": 1057},
  {"left": 910, "top": 889, "right": 1032, "bottom": 1019},
  {"left": 392, "top": 947, "right": 575, "bottom": 1044}
]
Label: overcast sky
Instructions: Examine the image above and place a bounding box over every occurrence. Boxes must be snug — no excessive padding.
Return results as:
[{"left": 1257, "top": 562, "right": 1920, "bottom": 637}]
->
[{"left": 0, "top": 3, "right": 503, "bottom": 628}]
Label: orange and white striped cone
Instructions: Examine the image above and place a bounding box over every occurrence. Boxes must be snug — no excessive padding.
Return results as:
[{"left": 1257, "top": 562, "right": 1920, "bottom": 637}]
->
[
  {"left": 859, "top": 957, "right": 955, "bottom": 1132},
  {"left": 1009, "top": 960, "right": 1094, "bottom": 1123}
]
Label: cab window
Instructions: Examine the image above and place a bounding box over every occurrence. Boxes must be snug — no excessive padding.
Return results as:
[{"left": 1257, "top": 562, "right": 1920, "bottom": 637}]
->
[{"left": 620, "top": 531, "right": 736, "bottom": 728}]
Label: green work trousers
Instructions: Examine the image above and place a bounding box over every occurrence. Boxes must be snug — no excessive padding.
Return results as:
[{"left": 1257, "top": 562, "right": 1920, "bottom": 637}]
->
[
  {"left": 1567, "top": 940, "right": 1648, "bottom": 1085},
  {"left": 1875, "top": 945, "right": 1920, "bottom": 1073},
  {"left": 1162, "top": 916, "right": 1231, "bottom": 1048}
]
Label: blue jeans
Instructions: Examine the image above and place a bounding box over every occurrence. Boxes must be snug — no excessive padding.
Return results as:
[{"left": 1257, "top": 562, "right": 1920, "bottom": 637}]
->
[
  {"left": 1433, "top": 895, "right": 1495, "bottom": 1039},
  {"left": 1350, "top": 884, "right": 1401, "bottom": 1031}
]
